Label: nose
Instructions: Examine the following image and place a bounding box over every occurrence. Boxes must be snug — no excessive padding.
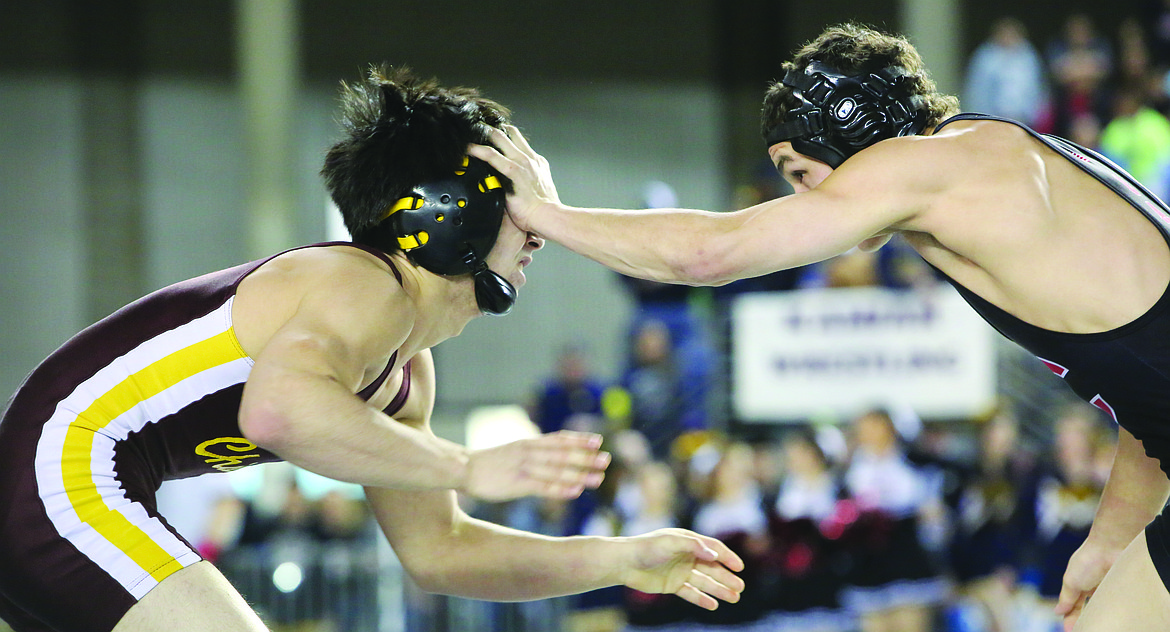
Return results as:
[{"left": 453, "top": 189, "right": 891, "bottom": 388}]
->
[{"left": 526, "top": 232, "right": 545, "bottom": 251}]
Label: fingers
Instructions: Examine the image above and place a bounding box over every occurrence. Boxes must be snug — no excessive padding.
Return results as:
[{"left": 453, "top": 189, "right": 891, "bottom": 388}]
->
[
  {"left": 1054, "top": 577, "right": 1090, "bottom": 615},
  {"left": 653, "top": 532, "right": 746, "bottom": 600},
  {"left": 695, "top": 561, "right": 746, "bottom": 596},
  {"left": 466, "top": 142, "right": 513, "bottom": 176},
  {"left": 1054, "top": 587, "right": 1088, "bottom": 632},
  {"left": 696, "top": 534, "right": 746, "bottom": 572},
  {"left": 533, "top": 432, "right": 610, "bottom": 472},
  {"left": 472, "top": 124, "right": 530, "bottom": 158},
  {"left": 468, "top": 125, "right": 539, "bottom": 174},
  {"left": 623, "top": 531, "right": 745, "bottom": 612},
  {"left": 674, "top": 533, "right": 746, "bottom": 600},
  {"left": 666, "top": 531, "right": 746, "bottom": 572},
  {"left": 550, "top": 429, "right": 604, "bottom": 449},
  {"left": 521, "top": 458, "right": 609, "bottom": 498},
  {"left": 467, "top": 126, "right": 520, "bottom": 166},
  {"left": 676, "top": 582, "right": 719, "bottom": 611},
  {"left": 684, "top": 567, "right": 744, "bottom": 608},
  {"left": 467, "top": 128, "right": 519, "bottom": 177},
  {"left": 674, "top": 568, "right": 744, "bottom": 611},
  {"left": 1054, "top": 581, "right": 1092, "bottom": 632},
  {"left": 521, "top": 431, "right": 611, "bottom": 498},
  {"left": 1061, "top": 604, "right": 1084, "bottom": 632},
  {"left": 502, "top": 124, "right": 537, "bottom": 156},
  {"left": 464, "top": 430, "right": 610, "bottom": 500}
]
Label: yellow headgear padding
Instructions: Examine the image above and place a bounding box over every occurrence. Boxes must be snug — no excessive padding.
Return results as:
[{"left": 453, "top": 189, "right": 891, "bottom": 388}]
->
[
  {"left": 454, "top": 156, "right": 470, "bottom": 176},
  {"left": 397, "top": 231, "right": 429, "bottom": 250},
  {"left": 478, "top": 175, "right": 502, "bottom": 192},
  {"left": 384, "top": 195, "right": 423, "bottom": 221}
]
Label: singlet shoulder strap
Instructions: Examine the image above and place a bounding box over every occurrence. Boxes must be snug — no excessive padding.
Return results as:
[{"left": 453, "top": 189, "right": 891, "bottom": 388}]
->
[
  {"left": 383, "top": 359, "right": 413, "bottom": 416},
  {"left": 357, "top": 351, "right": 398, "bottom": 401},
  {"left": 933, "top": 112, "right": 1006, "bottom": 132},
  {"left": 255, "top": 241, "right": 406, "bottom": 286},
  {"left": 320, "top": 241, "right": 404, "bottom": 286},
  {"left": 933, "top": 115, "right": 1170, "bottom": 231}
]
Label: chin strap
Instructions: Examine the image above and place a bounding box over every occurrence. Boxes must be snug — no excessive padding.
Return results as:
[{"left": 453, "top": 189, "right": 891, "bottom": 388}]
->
[{"left": 463, "top": 249, "right": 517, "bottom": 316}]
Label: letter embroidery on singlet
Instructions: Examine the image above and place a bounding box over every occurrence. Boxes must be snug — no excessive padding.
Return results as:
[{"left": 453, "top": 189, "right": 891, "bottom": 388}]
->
[{"left": 196, "top": 437, "right": 261, "bottom": 472}]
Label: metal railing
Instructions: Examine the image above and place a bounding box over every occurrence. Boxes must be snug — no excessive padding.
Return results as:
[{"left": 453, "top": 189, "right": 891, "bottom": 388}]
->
[{"left": 218, "top": 532, "right": 571, "bottom": 632}]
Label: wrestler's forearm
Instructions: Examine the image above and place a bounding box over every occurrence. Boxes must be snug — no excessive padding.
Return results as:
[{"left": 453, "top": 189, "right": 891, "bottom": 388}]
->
[
  {"left": 1087, "top": 426, "right": 1170, "bottom": 551},
  {"left": 531, "top": 202, "right": 744, "bottom": 286},
  {"left": 366, "top": 484, "right": 626, "bottom": 599},
  {"left": 420, "top": 518, "right": 627, "bottom": 600},
  {"left": 529, "top": 190, "right": 870, "bottom": 287}
]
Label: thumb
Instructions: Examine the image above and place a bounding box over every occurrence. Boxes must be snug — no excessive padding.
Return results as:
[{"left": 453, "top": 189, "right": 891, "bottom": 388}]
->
[
  {"left": 665, "top": 532, "right": 719, "bottom": 562},
  {"left": 695, "top": 539, "right": 719, "bottom": 562},
  {"left": 641, "top": 531, "right": 706, "bottom": 565}
]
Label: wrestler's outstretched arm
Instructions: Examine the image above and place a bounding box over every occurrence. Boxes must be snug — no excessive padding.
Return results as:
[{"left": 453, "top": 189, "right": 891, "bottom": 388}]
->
[
  {"left": 468, "top": 125, "right": 925, "bottom": 286},
  {"left": 361, "top": 351, "right": 743, "bottom": 607},
  {"left": 367, "top": 465, "right": 744, "bottom": 608}
]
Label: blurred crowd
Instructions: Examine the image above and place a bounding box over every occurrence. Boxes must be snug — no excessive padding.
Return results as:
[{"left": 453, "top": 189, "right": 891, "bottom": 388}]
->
[
  {"left": 962, "top": 7, "right": 1170, "bottom": 200},
  {"left": 521, "top": 343, "right": 1115, "bottom": 632}
]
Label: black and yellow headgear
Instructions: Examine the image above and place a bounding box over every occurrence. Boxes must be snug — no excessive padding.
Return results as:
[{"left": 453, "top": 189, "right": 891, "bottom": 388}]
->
[{"left": 361, "top": 156, "right": 517, "bottom": 315}]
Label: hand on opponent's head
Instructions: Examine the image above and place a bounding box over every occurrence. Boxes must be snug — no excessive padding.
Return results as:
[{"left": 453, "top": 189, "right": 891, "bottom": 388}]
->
[{"left": 468, "top": 125, "right": 560, "bottom": 233}]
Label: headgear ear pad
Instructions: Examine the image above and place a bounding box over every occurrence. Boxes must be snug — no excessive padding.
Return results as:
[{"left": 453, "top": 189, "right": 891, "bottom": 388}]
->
[{"left": 365, "top": 155, "right": 517, "bottom": 315}]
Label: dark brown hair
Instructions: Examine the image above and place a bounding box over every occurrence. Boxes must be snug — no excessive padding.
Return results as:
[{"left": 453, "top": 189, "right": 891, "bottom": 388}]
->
[{"left": 321, "top": 64, "right": 512, "bottom": 245}]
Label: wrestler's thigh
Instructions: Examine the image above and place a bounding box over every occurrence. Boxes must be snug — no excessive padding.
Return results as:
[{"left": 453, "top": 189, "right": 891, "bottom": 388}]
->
[
  {"left": 112, "top": 561, "right": 269, "bottom": 632},
  {"left": 1074, "top": 531, "right": 1170, "bottom": 631}
]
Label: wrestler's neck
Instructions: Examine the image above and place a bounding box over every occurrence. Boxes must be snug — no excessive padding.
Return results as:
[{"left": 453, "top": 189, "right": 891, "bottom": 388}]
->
[{"left": 391, "top": 254, "right": 482, "bottom": 345}]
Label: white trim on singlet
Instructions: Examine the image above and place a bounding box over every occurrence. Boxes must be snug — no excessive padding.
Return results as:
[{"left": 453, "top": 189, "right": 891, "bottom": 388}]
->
[{"left": 34, "top": 297, "right": 253, "bottom": 599}]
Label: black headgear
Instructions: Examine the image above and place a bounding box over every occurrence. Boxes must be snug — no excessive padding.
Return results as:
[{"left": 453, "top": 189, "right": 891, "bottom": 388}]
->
[
  {"left": 763, "top": 61, "right": 927, "bottom": 168},
  {"left": 361, "top": 156, "right": 517, "bottom": 316}
]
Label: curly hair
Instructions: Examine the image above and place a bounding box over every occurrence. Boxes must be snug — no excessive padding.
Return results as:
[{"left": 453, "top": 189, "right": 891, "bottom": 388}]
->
[
  {"left": 760, "top": 23, "right": 959, "bottom": 141},
  {"left": 321, "top": 64, "right": 512, "bottom": 245}
]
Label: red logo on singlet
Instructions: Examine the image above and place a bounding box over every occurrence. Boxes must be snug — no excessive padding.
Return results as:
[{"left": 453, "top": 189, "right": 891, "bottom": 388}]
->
[
  {"left": 1038, "top": 357, "right": 1069, "bottom": 378},
  {"left": 1089, "top": 395, "right": 1118, "bottom": 424}
]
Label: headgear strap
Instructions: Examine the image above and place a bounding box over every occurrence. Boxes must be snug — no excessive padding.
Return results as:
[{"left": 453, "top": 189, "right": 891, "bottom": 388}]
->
[{"left": 359, "top": 156, "right": 517, "bottom": 316}]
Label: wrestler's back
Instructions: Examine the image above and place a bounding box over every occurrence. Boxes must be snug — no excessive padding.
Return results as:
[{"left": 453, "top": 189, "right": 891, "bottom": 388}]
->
[{"left": 901, "top": 117, "right": 1170, "bottom": 335}]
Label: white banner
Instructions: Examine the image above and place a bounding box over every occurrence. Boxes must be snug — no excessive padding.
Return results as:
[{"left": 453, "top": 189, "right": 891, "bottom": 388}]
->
[{"left": 731, "top": 285, "right": 997, "bottom": 422}]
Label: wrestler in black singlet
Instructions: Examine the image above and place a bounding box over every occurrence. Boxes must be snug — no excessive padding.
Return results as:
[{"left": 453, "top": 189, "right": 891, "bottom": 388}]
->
[{"left": 932, "top": 113, "right": 1170, "bottom": 587}]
